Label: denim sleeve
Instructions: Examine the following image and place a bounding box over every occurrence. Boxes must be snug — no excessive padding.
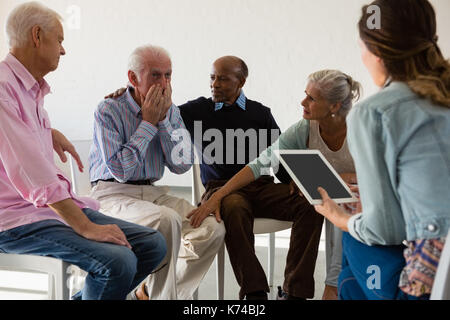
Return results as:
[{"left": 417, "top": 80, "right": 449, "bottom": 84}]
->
[{"left": 346, "top": 106, "right": 407, "bottom": 246}]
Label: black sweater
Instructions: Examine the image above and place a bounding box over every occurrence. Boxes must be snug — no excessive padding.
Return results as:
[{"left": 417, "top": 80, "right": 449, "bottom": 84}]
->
[{"left": 179, "top": 97, "right": 290, "bottom": 186}]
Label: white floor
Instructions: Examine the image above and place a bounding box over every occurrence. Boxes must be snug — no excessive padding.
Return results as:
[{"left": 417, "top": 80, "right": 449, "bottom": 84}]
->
[{"left": 0, "top": 186, "right": 327, "bottom": 300}]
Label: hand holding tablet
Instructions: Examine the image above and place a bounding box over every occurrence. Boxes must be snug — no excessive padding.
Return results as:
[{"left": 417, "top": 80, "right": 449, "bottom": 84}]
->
[{"left": 274, "top": 150, "right": 358, "bottom": 205}]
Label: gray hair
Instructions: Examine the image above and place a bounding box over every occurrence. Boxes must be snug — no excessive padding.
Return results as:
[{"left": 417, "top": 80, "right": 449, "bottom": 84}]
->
[
  {"left": 308, "top": 69, "right": 362, "bottom": 117},
  {"left": 6, "top": 1, "right": 63, "bottom": 49},
  {"left": 128, "top": 45, "right": 171, "bottom": 81}
]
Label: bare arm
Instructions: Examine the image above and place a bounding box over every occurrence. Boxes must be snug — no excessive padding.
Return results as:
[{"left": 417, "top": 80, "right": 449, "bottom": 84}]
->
[
  {"left": 187, "top": 166, "right": 256, "bottom": 228},
  {"left": 52, "top": 129, "right": 83, "bottom": 172},
  {"left": 49, "top": 199, "right": 131, "bottom": 249}
]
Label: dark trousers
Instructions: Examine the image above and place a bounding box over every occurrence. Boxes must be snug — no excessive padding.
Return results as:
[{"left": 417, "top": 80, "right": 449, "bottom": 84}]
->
[{"left": 202, "top": 176, "right": 324, "bottom": 299}]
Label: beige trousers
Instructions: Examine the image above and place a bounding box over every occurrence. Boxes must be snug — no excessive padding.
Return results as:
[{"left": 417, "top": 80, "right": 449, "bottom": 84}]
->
[{"left": 90, "top": 181, "right": 225, "bottom": 300}]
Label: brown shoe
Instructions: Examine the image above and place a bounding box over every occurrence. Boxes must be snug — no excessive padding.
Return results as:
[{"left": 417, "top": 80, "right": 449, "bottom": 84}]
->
[{"left": 135, "top": 283, "right": 149, "bottom": 300}]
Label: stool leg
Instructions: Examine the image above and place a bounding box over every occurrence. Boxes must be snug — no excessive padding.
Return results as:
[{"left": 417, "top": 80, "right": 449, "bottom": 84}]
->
[
  {"left": 268, "top": 233, "right": 275, "bottom": 287},
  {"left": 53, "top": 262, "right": 70, "bottom": 300},
  {"left": 216, "top": 243, "right": 225, "bottom": 300},
  {"left": 48, "top": 273, "right": 55, "bottom": 300},
  {"left": 193, "top": 288, "right": 199, "bottom": 300}
]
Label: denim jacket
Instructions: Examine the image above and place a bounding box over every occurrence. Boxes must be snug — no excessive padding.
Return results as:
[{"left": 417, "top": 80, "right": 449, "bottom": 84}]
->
[{"left": 347, "top": 81, "right": 450, "bottom": 245}]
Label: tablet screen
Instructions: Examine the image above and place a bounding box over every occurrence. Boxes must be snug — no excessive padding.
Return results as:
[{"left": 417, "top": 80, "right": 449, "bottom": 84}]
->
[{"left": 279, "top": 153, "right": 353, "bottom": 201}]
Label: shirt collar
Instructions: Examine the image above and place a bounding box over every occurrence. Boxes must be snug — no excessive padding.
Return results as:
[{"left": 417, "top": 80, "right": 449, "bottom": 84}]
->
[
  {"left": 125, "top": 87, "right": 143, "bottom": 116},
  {"left": 4, "top": 53, "right": 51, "bottom": 96},
  {"left": 214, "top": 90, "right": 247, "bottom": 111}
]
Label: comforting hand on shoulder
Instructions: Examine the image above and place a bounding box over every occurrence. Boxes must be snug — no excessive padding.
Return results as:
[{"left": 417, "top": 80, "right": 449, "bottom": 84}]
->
[{"left": 104, "top": 87, "right": 127, "bottom": 99}]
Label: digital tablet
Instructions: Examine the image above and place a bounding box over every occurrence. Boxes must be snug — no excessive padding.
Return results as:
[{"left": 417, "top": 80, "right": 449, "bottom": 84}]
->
[{"left": 274, "top": 150, "right": 357, "bottom": 205}]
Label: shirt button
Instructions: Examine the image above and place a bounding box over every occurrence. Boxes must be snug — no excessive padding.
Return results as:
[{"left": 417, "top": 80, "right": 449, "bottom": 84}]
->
[{"left": 427, "top": 224, "right": 437, "bottom": 232}]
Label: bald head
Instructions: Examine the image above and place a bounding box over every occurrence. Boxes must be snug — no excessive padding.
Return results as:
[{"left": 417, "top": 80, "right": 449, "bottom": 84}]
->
[
  {"left": 210, "top": 56, "right": 248, "bottom": 105},
  {"left": 213, "top": 56, "right": 248, "bottom": 82}
]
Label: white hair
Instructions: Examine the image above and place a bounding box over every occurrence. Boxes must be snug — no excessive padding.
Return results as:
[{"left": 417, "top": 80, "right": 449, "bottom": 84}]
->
[
  {"left": 308, "top": 69, "right": 362, "bottom": 117},
  {"left": 6, "top": 1, "right": 63, "bottom": 49},
  {"left": 128, "top": 45, "right": 171, "bottom": 81}
]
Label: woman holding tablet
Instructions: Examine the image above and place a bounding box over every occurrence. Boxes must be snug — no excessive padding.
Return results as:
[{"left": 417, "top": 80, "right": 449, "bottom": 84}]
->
[
  {"left": 315, "top": 0, "right": 450, "bottom": 300},
  {"left": 188, "top": 69, "right": 361, "bottom": 300}
]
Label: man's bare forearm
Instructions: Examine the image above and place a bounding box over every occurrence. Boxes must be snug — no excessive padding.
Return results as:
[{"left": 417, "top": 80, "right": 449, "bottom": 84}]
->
[
  {"left": 48, "top": 198, "right": 132, "bottom": 248},
  {"left": 48, "top": 198, "right": 91, "bottom": 234}
]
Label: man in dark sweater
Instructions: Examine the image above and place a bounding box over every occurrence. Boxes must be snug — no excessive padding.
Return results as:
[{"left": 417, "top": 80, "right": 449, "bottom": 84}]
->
[
  {"left": 181, "top": 57, "right": 323, "bottom": 301},
  {"left": 179, "top": 57, "right": 286, "bottom": 186}
]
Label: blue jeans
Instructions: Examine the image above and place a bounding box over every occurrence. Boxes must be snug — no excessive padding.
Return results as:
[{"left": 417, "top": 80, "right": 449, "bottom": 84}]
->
[
  {"left": 0, "top": 208, "right": 167, "bottom": 300},
  {"left": 338, "top": 232, "right": 425, "bottom": 300}
]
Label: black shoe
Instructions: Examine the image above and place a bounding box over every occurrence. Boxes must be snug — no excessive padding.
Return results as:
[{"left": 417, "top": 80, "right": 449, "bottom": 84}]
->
[
  {"left": 277, "top": 286, "right": 306, "bottom": 301},
  {"left": 245, "top": 290, "right": 268, "bottom": 300}
]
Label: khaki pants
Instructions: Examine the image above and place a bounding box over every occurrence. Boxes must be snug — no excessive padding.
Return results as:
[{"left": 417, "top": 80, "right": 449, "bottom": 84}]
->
[{"left": 90, "top": 181, "right": 225, "bottom": 300}]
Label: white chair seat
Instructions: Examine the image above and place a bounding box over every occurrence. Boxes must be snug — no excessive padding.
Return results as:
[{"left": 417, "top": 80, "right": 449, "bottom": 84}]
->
[
  {"left": 253, "top": 218, "right": 292, "bottom": 234},
  {"left": 0, "top": 252, "right": 71, "bottom": 300}
]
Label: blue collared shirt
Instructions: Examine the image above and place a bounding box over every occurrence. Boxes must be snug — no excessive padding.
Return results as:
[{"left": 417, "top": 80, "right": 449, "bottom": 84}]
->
[{"left": 214, "top": 90, "right": 247, "bottom": 111}]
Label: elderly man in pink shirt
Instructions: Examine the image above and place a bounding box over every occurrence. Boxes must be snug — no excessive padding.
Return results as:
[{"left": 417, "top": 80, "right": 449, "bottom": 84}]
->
[{"left": 0, "top": 2, "right": 167, "bottom": 300}]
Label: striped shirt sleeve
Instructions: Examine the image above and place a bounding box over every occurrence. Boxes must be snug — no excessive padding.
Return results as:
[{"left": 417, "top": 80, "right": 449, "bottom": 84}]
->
[{"left": 93, "top": 101, "right": 157, "bottom": 182}]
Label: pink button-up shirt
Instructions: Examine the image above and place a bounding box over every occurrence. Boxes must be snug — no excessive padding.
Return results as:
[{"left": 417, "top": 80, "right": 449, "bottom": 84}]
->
[{"left": 0, "top": 53, "right": 99, "bottom": 232}]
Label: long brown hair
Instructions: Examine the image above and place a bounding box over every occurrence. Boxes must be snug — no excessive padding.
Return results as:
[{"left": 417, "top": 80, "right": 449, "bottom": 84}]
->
[{"left": 358, "top": 0, "right": 450, "bottom": 108}]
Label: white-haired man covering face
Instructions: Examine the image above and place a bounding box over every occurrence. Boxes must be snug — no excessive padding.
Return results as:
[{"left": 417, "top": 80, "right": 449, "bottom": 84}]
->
[{"left": 0, "top": 2, "right": 167, "bottom": 300}]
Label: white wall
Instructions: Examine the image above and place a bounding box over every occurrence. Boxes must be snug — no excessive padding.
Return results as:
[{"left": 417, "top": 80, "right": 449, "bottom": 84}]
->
[{"left": 1, "top": 0, "right": 450, "bottom": 186}]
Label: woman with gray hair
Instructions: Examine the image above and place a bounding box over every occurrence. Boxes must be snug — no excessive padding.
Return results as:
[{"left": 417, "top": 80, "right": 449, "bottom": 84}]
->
[{"left": 188, "top": 69, "right": 362, "bottom": 300}]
